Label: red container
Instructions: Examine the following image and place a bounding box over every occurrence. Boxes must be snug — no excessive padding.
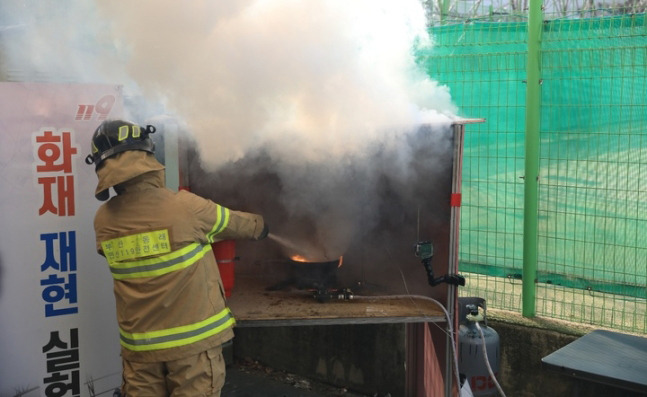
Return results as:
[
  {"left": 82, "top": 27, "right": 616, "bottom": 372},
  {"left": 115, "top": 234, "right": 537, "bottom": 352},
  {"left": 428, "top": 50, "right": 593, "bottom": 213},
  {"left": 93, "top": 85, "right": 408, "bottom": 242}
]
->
[{"left": 212, "top": 240, "right": 236, "bottom": 297}]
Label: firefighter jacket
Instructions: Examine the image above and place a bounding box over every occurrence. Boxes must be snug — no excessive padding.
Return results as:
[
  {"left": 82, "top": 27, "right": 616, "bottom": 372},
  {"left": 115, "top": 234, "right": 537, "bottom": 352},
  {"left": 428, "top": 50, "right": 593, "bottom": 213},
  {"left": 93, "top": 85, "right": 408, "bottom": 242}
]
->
[{"left": 93, "top": 151, "right": 265, "bottom": 362}]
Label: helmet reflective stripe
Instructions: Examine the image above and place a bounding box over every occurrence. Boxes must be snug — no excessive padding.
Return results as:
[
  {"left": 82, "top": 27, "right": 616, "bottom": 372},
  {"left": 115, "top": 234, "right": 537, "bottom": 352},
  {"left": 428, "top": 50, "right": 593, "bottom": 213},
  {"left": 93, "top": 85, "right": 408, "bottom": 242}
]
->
[
  {"left": 118, "top": 125, "right": 129, "bottom": 141},
  {"left": 118, "top": 125, "right": 141, "bottom": 141},
  {"left": 206, "top": 205, "right": 231, "bottom": 243},
  {"left": 119, "top": 308, "right": 236, "bottom": 351},
  {"left": 108, "top": 242, "right": 211, "bottom": 280}
]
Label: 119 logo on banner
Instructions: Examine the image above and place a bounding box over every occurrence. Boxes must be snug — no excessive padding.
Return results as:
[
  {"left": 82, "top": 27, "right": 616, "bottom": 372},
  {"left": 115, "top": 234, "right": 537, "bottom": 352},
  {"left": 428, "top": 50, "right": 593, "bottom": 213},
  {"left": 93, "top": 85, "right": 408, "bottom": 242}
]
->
[{"left": 75, "top": 95, "right": 115, "bottom": 121}]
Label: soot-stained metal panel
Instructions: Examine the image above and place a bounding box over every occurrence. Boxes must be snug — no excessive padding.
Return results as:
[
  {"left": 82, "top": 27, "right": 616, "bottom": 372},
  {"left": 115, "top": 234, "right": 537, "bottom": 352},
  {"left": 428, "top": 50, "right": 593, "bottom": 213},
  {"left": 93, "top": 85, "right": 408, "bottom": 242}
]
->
[{"left": 188, "top": 122, "right": 473, "bottom": 325}]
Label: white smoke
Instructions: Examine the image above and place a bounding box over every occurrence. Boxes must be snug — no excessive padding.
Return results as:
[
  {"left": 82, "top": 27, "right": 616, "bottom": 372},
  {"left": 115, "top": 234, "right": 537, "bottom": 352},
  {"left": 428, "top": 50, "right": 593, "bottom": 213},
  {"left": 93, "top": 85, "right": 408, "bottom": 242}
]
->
[
  {"left": 1, "top": 0, "right": 458, "bottom": 169},
  {"left": 2, "top": 0, "right": 460, "bottom": 267}
]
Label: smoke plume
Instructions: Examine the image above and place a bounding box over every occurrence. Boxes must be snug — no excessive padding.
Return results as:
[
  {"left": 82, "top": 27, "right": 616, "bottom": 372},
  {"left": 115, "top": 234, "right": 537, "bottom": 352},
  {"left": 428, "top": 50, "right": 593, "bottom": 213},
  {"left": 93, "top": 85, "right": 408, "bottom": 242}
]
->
[
  {"left": 1, "top": 0, "right": 457, "bottom": 164},
  {"left": 1, "top": 0, "right": 461, "bottom": 293}
]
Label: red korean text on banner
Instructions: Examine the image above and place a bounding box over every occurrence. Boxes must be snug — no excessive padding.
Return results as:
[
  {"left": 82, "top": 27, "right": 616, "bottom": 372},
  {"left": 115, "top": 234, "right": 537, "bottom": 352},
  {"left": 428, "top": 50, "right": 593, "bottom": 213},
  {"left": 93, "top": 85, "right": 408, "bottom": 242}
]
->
[{"left": 34, "top": 130, "right": 78, "bottom": 216}]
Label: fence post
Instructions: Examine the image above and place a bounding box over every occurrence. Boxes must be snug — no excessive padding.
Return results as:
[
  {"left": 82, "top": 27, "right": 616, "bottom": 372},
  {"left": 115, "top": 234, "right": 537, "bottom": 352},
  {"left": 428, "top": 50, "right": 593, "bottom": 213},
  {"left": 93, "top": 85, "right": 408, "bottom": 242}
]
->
[
  {"left": 523, "top": 0, "right": 543, "bottom": 318},
  {"left": 440, "top": 0, "right": 450, "bottom": 24}
]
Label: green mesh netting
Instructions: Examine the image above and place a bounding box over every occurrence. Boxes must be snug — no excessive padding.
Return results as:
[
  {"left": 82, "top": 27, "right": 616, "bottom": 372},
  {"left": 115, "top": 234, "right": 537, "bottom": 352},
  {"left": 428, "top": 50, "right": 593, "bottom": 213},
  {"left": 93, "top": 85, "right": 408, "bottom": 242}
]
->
[{"left": 416, "top": 14, "right": 647, "bottom": 332}]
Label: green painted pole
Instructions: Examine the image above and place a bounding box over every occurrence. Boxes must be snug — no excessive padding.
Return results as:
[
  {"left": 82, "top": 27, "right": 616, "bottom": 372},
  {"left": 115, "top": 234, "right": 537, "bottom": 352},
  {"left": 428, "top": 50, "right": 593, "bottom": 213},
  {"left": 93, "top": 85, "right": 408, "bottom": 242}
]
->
[
  {"left": 440, "top": 0, "right": 450, "bottom": 24},
  {"left": 523, "top": 0, "right": 543, "bottom": 318}
]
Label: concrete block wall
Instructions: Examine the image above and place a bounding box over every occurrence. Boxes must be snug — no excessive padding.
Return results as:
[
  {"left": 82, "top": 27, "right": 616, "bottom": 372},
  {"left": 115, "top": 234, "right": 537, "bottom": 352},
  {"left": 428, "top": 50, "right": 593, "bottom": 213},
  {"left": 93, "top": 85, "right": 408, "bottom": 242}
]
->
[
  {"left": 233, "top": 324, "right": 407, "bottom": 396},
  {"left": 232, "top": 315, "right": 647, "bottom": 396}
]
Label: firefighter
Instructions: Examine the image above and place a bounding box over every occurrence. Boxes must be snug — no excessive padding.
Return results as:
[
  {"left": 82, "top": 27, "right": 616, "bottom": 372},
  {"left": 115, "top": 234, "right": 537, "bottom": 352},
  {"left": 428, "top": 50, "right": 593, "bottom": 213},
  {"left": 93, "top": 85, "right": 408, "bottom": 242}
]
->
[{"left": 85, "top": 119, "right": 268, "bottom": 396}]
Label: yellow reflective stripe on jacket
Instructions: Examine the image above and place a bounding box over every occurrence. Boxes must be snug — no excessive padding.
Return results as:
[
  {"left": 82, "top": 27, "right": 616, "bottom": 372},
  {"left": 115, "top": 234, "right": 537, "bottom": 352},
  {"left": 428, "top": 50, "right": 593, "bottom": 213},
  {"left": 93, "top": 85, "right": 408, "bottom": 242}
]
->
[
  {"left": 106, "top": 205, "right": 229, "bottom": 279},
  {"left": 119, "top": 308, "right": 236, "bottom": 351},
  {"left": 206, "top": 205, "right": 230, "bottom": 243},
  {"left": 108, "top": 242, "right": 211, "bottom": 280}
]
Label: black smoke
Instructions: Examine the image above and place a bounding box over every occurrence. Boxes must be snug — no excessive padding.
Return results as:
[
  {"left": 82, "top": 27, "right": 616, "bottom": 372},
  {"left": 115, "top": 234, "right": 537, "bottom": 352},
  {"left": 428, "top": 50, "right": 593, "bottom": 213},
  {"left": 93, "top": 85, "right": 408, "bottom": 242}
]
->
[{"left": 189, "top": 123, "right": 456, "bottom": 298}]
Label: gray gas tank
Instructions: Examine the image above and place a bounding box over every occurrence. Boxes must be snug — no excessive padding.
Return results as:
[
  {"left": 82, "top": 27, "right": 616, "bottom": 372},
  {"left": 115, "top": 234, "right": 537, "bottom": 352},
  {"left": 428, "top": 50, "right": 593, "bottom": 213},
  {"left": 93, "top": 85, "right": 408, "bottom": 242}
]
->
[{"left": 458, "top": 297, "right": 501, "bottom": 397}]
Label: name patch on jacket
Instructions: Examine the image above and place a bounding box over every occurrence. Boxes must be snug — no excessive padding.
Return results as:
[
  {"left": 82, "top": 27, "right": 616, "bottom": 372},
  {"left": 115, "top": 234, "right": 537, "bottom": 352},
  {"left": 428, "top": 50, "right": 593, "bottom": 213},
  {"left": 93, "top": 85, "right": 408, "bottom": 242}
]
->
[{"left": 102, "top": 229, "right": 171, "bottom": 264}]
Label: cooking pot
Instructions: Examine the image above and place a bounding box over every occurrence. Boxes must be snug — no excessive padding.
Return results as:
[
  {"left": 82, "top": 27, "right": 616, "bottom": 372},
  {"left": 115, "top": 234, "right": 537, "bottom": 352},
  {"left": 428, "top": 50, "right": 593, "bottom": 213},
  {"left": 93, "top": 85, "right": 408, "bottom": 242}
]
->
[{"left": 288, "top": 257, "right": 341, "bottom": 290}]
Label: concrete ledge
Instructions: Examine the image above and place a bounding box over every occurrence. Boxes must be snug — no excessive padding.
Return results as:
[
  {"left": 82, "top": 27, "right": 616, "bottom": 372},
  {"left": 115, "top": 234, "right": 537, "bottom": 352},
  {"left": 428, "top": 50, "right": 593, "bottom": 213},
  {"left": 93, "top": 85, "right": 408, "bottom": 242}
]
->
[
  {"left": 488, "top": 308, "right": 596, "bottom": 336},
  {"left": 488, "top": 310, "right": 646, "bottom": 397}
]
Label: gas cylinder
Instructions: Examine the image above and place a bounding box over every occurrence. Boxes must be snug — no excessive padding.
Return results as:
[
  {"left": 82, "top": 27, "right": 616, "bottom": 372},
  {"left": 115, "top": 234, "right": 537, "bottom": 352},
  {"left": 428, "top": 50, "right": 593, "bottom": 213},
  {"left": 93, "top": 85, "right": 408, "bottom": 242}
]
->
[{"left": 458, "top": 299, "right": 501, "bottom": 397}]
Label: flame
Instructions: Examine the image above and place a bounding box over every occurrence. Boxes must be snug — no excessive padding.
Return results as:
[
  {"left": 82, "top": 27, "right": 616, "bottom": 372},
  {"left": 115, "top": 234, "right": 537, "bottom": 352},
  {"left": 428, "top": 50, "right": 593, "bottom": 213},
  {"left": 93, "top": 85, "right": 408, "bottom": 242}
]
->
[{"left": 289, "top": 255, "right": 344, "bottom": 268}]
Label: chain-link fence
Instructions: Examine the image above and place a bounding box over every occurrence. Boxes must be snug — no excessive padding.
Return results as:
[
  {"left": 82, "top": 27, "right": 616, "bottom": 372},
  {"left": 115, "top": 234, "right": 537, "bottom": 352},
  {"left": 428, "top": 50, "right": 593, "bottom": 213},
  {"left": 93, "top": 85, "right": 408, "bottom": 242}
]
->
[{"left": 418, "top": 1, "right": 647, "bottom": 333}]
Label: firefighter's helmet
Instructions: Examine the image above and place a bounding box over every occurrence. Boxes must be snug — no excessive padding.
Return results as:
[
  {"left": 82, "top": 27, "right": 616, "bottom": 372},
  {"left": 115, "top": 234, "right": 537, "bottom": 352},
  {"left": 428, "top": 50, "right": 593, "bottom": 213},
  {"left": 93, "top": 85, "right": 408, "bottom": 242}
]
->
[{"left": 85, "top": 120, "right": 156, "bottom": 169}]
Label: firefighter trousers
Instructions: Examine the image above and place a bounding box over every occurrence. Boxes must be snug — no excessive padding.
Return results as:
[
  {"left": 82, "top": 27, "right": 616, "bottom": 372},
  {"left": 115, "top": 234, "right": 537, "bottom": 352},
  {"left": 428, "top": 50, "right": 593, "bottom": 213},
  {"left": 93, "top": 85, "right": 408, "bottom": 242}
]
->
[{"left": 121, "top": 345, "right": 225, "bottom": 397}]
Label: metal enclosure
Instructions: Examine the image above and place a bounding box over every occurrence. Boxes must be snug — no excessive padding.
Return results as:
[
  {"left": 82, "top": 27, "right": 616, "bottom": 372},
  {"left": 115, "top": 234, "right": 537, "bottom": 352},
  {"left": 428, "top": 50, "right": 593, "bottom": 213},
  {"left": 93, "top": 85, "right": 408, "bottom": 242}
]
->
[
  {"left": 172, "top": 119, "right": 484, "bottom": 395},
  {"left": 183, "top": 121, "right": 483, "bottom": 323}
]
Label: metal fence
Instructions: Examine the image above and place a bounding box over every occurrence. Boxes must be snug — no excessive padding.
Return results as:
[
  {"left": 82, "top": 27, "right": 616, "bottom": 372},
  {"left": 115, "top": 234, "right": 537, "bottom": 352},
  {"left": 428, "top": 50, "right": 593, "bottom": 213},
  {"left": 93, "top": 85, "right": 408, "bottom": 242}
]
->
[{"left": 418, "top": 3, "right": 647, "bottom": 334}]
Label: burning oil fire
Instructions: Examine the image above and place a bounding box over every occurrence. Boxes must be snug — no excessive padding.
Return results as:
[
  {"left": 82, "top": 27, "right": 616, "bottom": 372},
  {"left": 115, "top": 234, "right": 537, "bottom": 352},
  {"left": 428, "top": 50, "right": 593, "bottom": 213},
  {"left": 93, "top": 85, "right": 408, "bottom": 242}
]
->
[{"left": 290, "top": 255, "right": 344, "bottom": 268}]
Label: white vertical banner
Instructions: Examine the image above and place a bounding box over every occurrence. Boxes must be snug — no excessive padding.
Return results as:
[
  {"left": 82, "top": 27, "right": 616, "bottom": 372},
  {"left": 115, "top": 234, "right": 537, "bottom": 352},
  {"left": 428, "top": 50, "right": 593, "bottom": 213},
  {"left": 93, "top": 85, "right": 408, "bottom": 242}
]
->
[{"left": 0, "top": 83, "right": 123, "bottom": 397}]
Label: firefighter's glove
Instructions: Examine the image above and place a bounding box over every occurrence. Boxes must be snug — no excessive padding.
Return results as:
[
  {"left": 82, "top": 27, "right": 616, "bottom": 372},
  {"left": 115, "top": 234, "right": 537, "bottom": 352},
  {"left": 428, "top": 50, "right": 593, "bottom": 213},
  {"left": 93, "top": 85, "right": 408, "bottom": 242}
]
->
[{"left": 258, "top": 223, "right": 269, "bottom": 240}]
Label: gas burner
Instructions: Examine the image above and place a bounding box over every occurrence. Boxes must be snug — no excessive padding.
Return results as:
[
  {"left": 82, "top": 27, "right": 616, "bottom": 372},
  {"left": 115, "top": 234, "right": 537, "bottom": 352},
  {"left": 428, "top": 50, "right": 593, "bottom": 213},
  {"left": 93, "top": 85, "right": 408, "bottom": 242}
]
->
[{"left": 311, "top": 287, "right": 354, "bottom": 303}]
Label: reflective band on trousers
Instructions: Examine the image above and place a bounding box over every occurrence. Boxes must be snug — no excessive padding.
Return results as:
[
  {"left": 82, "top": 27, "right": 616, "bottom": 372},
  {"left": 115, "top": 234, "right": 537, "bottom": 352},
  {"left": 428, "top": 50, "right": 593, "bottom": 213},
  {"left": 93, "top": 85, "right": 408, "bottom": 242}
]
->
[{"left": 119, "top": 308, "right": 236, "bottom": 351}]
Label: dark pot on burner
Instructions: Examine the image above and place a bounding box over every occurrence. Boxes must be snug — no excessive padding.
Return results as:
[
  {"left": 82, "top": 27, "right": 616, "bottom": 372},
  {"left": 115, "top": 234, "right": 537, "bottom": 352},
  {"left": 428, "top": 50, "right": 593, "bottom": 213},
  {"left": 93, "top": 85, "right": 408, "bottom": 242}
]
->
[{"left": 288, "top": 257, "right": 341, "bottom": 290}]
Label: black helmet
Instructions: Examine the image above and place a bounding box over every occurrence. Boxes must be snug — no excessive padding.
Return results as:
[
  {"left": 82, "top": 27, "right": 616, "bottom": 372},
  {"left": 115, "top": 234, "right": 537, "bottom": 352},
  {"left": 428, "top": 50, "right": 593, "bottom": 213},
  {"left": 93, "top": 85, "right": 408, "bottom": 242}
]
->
[{"left": 85, "top": 120, "right": 156, "bottom": 169}]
